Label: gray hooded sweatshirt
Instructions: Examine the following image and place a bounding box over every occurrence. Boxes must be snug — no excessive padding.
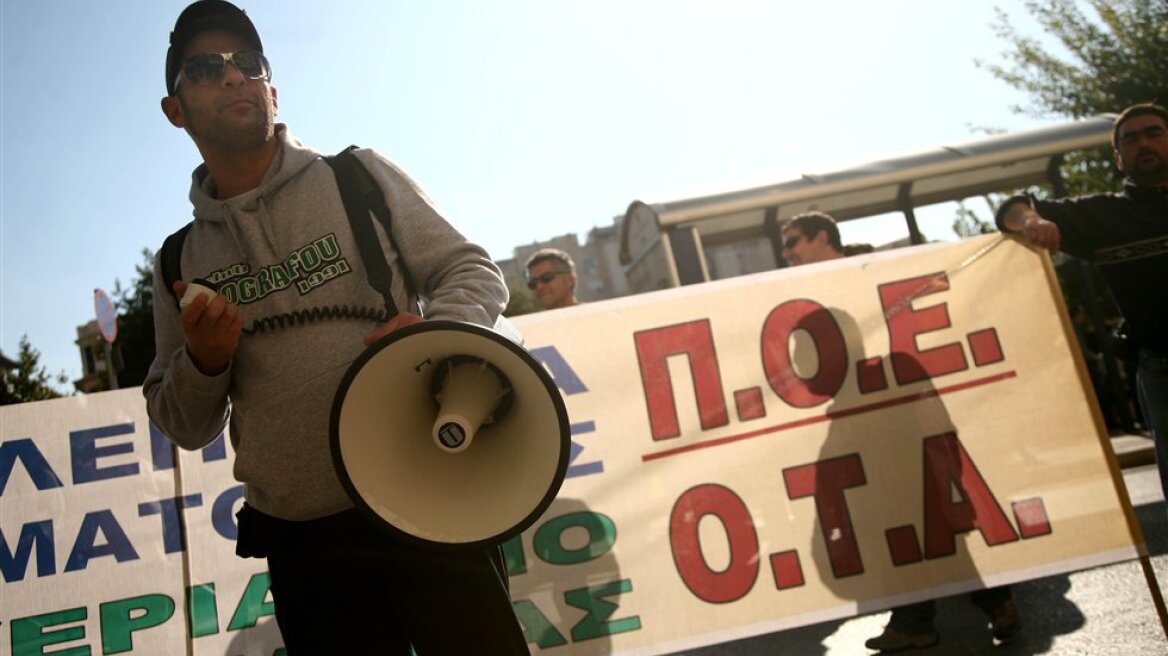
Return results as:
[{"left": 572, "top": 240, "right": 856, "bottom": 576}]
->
[{"left": 144, "top": 126, "right": 508, "bottom": 521}]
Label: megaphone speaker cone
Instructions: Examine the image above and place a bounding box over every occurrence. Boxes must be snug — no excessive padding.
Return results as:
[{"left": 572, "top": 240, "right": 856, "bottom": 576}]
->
[{"left": 330, "top": 320, "right": 570, "bottom": 550}]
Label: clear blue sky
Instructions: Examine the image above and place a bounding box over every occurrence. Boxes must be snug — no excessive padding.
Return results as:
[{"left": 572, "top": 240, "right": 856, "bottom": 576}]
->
[{"left": 2, "top": 0, "right": 1070, "bottom": 388}]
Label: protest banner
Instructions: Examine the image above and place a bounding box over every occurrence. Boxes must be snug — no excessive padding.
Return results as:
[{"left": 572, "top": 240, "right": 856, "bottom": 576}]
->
[
  {"left": 1, "top": 391, "right": 280, "bottom": 656},
  {"left": 2, "top": 234, "right": 1144, "bottom": 655}
]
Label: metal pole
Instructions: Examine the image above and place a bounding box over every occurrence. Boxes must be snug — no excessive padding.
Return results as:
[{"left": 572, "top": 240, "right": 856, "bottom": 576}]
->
[{"left": 898, "top": 183, "right": 925, "bottom": 245}]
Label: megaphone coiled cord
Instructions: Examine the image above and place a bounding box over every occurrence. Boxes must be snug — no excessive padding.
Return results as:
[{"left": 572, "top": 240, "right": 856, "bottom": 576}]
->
[{"left": 244, "top": 304, "right": 391, "bottom": 335}]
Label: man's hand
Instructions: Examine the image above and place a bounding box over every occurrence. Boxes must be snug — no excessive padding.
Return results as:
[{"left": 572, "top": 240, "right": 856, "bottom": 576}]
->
[
  {"left": 1002, "top": 200, "right": 1061, "bottom": 251},
  {"left": 1021, "top": 213, "right": 1062, "bottom": 251},
  {"left": 175, "top": 280, "right": 243, "bottom": 376},
  {"left": 364, "top": 312, "right": 425, "bottom": 347}
]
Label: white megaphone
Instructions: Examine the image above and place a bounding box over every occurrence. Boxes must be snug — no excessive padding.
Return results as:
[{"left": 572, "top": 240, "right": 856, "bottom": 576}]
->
[{"left": 329, "top": 320, "right": 570, "bottom": 549}]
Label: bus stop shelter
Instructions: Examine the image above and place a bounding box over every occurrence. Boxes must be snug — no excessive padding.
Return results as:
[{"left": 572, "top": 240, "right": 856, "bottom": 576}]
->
[{"left": 619, "top": 115, "right": 1115, "bottom": 292}]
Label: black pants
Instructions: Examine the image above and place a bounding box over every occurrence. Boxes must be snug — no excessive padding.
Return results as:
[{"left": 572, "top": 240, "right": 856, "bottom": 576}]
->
[{"left": 239, "top": 505, "right": 530, "bottom": 655}]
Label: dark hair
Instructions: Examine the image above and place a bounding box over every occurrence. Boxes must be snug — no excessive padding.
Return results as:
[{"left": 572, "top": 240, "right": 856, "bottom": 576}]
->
[
  {"left": 166, "top": 0, "right": 263, "bottom": 96},
  {"left": 785, "top": 211, "right": 843, "bottom": 252},
  {"left": 525, "top": 248, "right": 576, "bottom": 274},
  {"left": 1112, "top": 103, "right": 1168, "bottom": 149}
]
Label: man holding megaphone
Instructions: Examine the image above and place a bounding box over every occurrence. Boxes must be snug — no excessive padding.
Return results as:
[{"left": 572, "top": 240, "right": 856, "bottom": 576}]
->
[{"left": 144, "top": 2, "right": 535, "bottom": 653}]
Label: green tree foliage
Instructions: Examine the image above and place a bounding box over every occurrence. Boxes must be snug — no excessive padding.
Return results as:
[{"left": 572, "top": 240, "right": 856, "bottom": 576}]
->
[
  {"left": 1, "top": 336, "right": 67, "bottom": 405},
  {"left": 980, "top": 0, "right": 1167, "bottom": 195},
  {"left": 951, "top": 199, "right": 997, "bottom": 238},
  {"left": 983, "top": 0, "right": 1164, "bottom": 118},
  {"left": 112, "top": 249, "right": 157, "bottom": 388}
]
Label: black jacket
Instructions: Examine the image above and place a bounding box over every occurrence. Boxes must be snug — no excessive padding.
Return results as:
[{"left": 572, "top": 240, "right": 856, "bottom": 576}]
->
[{"left": 996, "top": 180, "right": 1168, "bottom": 351}]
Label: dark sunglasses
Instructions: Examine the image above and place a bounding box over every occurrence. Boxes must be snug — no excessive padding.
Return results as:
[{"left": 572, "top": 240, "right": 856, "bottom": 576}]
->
[
  {"left": 783, "top": 234, "right": 804, "bottom": 250},
  {"left": 174, "top": 50, "right": 272, "bottom": 91},
  {"left": 526, "top": 271, "right": 565, "bottom": 290}
]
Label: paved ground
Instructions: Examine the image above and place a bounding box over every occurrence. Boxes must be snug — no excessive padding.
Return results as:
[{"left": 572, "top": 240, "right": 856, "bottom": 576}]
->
[{"left": 672, "top": 436, "right": 1168, "bottom": 656}]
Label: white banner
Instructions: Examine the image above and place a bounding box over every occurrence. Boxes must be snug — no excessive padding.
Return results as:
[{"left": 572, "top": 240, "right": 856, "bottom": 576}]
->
[{"left": 2, "top": 235, "right": 1141, "bottom": 655}]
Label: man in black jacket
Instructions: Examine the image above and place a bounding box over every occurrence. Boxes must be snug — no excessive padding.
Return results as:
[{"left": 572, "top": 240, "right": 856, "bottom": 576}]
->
[{"left": 996, "top": 103, "right": 1168, "bottom": 504}]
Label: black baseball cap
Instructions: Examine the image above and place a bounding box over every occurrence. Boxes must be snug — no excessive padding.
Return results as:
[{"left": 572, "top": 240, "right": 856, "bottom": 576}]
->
[{"left": 165, "top": 0, "right": 263, "bottom": 95}]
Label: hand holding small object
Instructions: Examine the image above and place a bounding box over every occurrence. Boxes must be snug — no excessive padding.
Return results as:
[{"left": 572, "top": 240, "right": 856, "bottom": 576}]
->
[{"left": 180, "top": 279, "right": 218, "bottom": 309}]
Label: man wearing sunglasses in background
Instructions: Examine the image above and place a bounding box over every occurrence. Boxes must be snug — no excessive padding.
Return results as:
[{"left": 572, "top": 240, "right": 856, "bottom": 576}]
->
[
  {"left": 524, "top": 248, "right": 581, "bottom": 310},
  {"left": 145, "top": 2, "right": 528, "bottom": 654},
  {"left": 780, "top": 211, "right": 847, "bottom": 266}
]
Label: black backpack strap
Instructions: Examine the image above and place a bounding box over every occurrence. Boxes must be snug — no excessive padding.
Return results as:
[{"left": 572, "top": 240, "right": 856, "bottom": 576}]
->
[
  {"left": 160, "top": 222, "right": 194, "bottom": 308},
  {"left": 326, "top": 146, "right": 421, "bottom": 318}
]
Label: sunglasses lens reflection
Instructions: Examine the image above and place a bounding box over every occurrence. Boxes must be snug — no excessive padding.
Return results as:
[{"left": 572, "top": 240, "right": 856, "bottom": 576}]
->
[
  {"left": 183, "top": 55, "right": 225, "bottom": 85},
  {"left": 182, "top": 51, "right": 270, "bottom": 86}
]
